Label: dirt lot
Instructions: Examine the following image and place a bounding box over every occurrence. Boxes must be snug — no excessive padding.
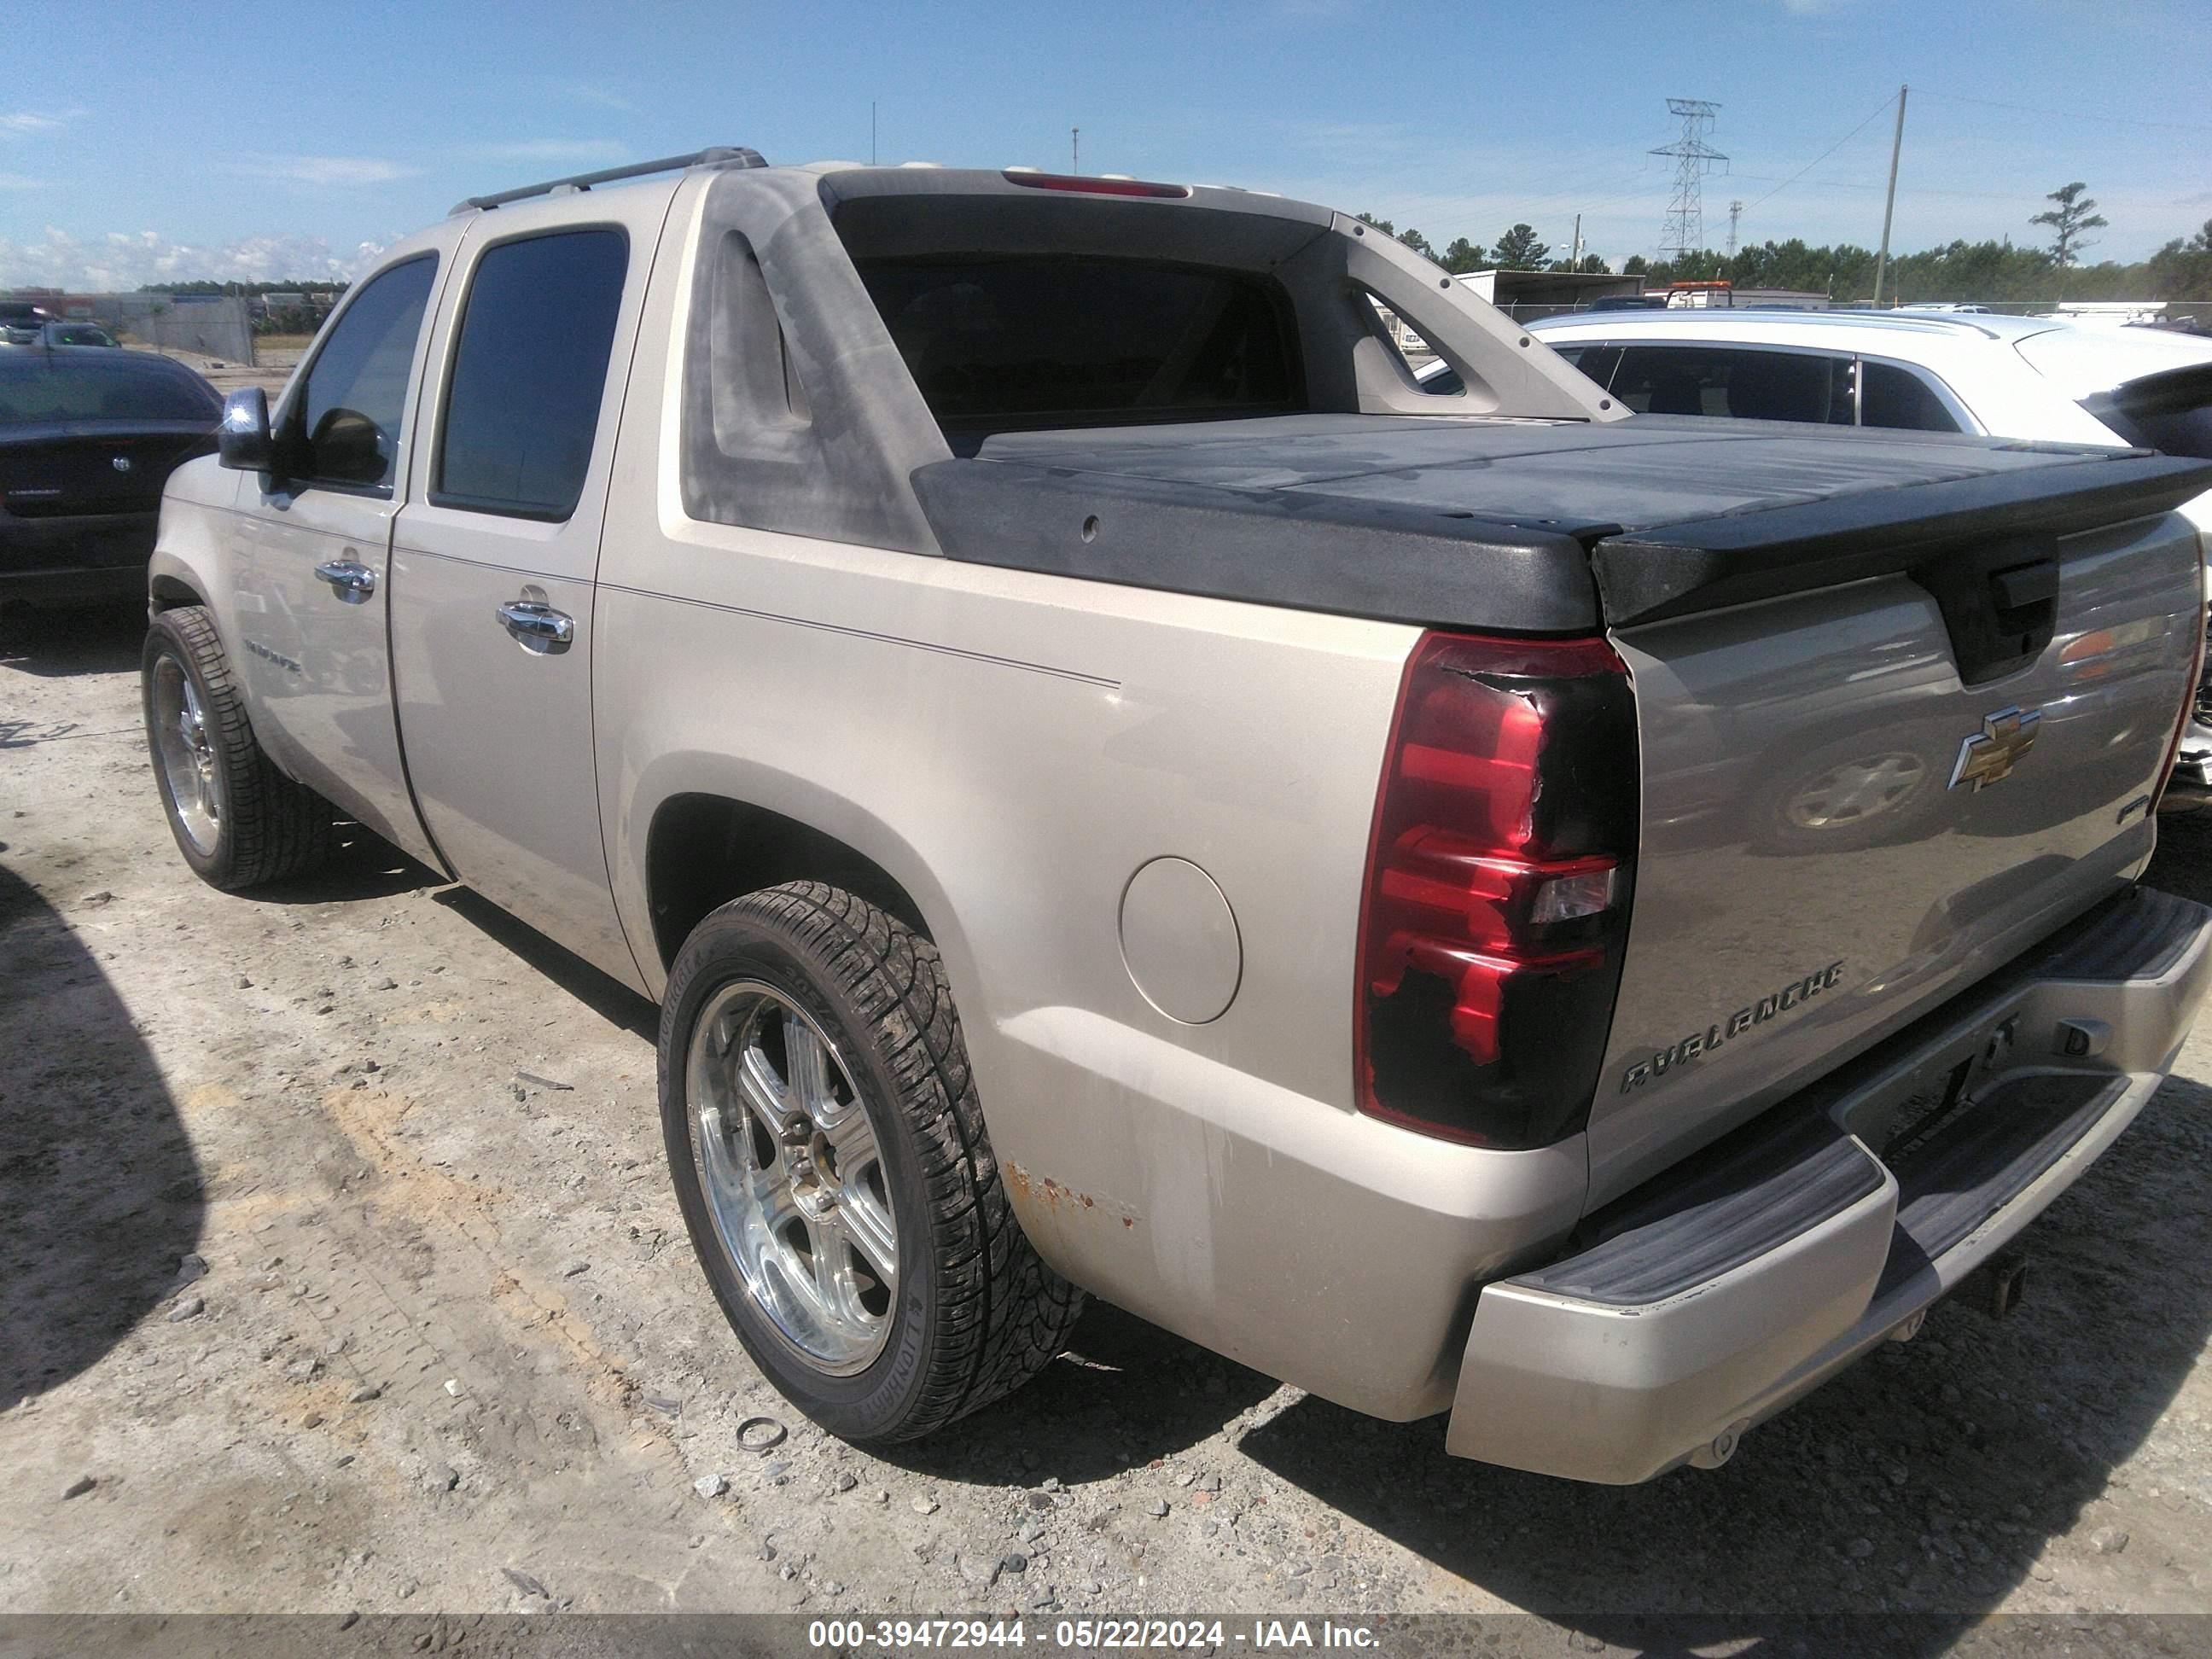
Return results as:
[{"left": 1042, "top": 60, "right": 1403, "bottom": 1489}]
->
[{"left": 4, "top": 602, "right": 2212, "bottom": 1644}]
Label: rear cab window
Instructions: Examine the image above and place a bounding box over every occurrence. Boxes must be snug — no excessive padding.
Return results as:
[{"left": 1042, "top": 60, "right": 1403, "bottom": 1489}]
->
[{"left": 853, "top": 257, "right": 1302, "bottom": 445}]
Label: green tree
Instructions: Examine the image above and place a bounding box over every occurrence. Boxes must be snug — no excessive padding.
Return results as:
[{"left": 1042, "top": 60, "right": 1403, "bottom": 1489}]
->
[
  {"left": 2148, "top": 219, "right": 2212, "bottom": 301},
  {"left": 2031, "top": 182, "right": 2108, "bottom": 274},
  {"left": 1622, "top": 254, "right": 1649, "bottom": 276},
  {"left": 1397, "top": 227, "right": 1435, "bottom": 260},
  {"left": 1440, "top": 236, "right": 1486, "bottom": 274},
  {"left": 1488, "top": 224, "right": 1550, "bottom": 270},
  {"left": 1549, "top": 253, "right": 1612, "bottom": 274}
]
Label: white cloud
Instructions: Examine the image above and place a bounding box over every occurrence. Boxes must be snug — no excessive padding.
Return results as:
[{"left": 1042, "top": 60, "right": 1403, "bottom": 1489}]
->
[
  {"left": 0, "top": 108, "right": 86, "bottom": 137},
  {"left": 469, "top": 139, "right": 627, "bottom": 165},
  {"left": 0, "top": 227, "right": 387, "bottom": 291},
  {"left": 0, "top": 172, "right": 48, "bottom": 190},
  {"left": 221, "top": 154, "right": 417, "bottom": 189}
]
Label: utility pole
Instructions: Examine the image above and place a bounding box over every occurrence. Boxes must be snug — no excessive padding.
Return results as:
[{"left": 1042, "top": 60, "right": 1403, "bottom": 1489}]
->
[
  {"left": 1571, "top": 212, "right": 1582, "bottom": 272},
  {"left": 1726, "top": 200, "right": 1743, "bottom": 256},
  {"left": 1871, "top": 84, "right": 1908, "bottom": 309},
  {"left": 1651, "top": 98, "right": 1726, "bottom": 268},
  {"left": 1071, "top": 127, "right": 1080, "bottom": 175}
]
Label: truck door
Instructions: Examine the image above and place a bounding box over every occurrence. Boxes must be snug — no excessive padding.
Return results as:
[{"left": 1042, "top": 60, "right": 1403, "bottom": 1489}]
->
[
  {"left": 228, "top": 251, "right": 446, "bottom": 866},
  {"left": 388, "top": 190, "right": 668, "bottom": 992}
]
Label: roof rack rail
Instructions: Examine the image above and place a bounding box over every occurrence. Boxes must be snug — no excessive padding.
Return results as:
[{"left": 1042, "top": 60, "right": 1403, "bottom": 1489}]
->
[{"left": 449, "top": 146, "right": 767, "bottom": 215}]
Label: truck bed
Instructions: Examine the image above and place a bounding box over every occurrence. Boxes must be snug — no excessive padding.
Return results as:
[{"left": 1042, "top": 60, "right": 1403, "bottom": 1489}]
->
[{"left": 912, "top": 413, "right": 2212, "bottom": 632}]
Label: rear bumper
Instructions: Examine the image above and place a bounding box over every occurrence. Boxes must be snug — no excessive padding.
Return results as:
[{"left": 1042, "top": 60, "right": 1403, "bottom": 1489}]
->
[{"left": 1447, "top": 884, "right": 2212, "bottom": 1483}]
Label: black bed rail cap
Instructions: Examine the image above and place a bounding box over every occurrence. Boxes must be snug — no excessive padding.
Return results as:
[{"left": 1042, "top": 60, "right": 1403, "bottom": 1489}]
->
[{"left": 914, "top": 457, "right": 1606, "bottom": 633}]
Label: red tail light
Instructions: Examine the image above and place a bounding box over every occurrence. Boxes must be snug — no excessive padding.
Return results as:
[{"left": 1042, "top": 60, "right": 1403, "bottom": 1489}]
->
[
  {"left": 1001, "top": 170, "right": 1192, "bottom": 199},
  {"left": 1355, "top": 632, "right": 1639, "bottom": 1148}
]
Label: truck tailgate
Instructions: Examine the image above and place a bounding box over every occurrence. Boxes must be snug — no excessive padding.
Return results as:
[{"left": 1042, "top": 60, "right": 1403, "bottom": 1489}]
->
[{"left": 1589, "top": 499, "right": 2207, "bottom": 1202}]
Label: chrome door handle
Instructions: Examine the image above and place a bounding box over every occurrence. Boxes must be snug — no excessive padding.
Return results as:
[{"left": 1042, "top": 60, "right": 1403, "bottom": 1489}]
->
[
  {"left": 497, "top": 598, "right": 574, "bottom": 655},
  {"left": 313, "top": 559, "right": 376, "bottom": 602}
]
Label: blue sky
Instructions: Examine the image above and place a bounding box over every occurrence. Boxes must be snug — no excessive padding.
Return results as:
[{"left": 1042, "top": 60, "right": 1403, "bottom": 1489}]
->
[{"left": 3, "top": 0, "right": 2209, "bottom": 288}]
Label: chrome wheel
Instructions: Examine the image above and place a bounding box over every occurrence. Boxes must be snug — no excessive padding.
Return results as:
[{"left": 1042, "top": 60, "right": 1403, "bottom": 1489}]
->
[
  {"left": 1785, "top": 751, "right": 1926, "bottom": 830},
  {"left": 685, "top": 981, "right": 899, "bottom": 1374},
  {"left": 150, "top": 654, "right": 219, "bottom": 855}
]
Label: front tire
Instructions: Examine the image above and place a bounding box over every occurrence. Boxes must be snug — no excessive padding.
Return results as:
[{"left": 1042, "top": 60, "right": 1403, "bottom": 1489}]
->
[
  {"left": 659, "top": 882, "right": 1082, "bottom": 1441},
  {"left": 142, "top": 605, "right": 332, "bottom": 890}
]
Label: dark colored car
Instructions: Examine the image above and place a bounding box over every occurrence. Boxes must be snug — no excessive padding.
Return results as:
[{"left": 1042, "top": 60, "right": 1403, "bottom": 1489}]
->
[
  {"left": 0, "top": 348, "right": 221, "bottom": 606},
  {"left": 0, "top": 300, "right": 55, "bottom": 346},
  {"left": 25, "top": 321, "right": 122, "bottom": 348}
]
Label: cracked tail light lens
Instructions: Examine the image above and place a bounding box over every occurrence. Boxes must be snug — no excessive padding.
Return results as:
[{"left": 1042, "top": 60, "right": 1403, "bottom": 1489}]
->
[{"left": 1355, "top": 632, "right": 1639, "bottom": 1148}]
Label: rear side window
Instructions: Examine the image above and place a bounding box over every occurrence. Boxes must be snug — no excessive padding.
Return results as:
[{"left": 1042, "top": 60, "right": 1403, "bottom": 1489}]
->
[
  {"left": 1859, "top": 361, "right": 1961, "bottom": 433},
  {"left": 288, "top": 255, "right": 436, "bottom": 490},
  {"left": 1607, "top": 346, "right": 1851, "bottom": 423},
  {"left": 434, "top": 228, "right": 628, "bottom": 520},
  {"left": 854, "top": 257, "right": 1300, "bottom": 435}
]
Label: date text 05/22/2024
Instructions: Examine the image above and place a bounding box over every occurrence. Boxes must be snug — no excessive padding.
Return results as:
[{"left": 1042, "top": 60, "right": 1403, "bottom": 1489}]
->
[{"left": 806, "top": 1619, "right": 1382, "bottom": 1650}]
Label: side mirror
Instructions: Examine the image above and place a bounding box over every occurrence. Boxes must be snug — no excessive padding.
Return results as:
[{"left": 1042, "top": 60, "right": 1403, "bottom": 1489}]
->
[{"left": 218, "top": 387, "right": 275, "bottom": 472}]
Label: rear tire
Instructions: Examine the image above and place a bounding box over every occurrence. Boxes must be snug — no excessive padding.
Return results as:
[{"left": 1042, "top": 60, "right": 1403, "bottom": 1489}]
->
[
  {"left": 659, "top": 882, "right": 1083, "bottom": 1442},
  {"left": 142, "top": 605, "right": 332, "bottom": 890}
]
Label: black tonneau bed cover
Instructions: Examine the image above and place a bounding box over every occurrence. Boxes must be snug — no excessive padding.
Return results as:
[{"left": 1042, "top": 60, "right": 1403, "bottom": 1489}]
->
[{"left": 910, "top": 414, "right": 2212, "bottom": 632}]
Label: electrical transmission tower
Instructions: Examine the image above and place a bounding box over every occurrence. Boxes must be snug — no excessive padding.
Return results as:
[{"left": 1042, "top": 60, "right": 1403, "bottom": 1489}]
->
[
  {"left": 1726, "top": 199, "right": 1743, "bottom": 256},
  {"left": 1650, "top": 99, "right": 1728, "bottom": 263}
]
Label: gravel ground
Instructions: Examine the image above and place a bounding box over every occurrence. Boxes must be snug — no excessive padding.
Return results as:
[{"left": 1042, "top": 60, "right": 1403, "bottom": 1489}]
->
[{"left": 4, "top": 602, "right": 2212, "bottom": 1641}]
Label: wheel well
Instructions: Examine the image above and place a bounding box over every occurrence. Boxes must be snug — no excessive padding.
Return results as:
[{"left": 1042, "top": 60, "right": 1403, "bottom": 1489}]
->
[
  {"left": 644, "top": 795, "right": 933, "bottom": 969},
  {"left": 148, "top": 574, "right": 204, "bottom": 612}
]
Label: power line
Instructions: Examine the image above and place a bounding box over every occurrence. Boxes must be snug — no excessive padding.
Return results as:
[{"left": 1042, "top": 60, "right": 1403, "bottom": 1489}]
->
[
  {"left": 1743, "top": 92, "right": 1897, "bottom": 213},
  {"left": 1915, "top": 87, "right": 2212, "bottom": 137},
  {"left": 1730, "top": 173, "right": 2025, "bottom": 204}
]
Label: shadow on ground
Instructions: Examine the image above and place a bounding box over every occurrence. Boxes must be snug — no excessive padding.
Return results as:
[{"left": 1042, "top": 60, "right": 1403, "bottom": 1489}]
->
[
  {"left": 0, "top": 856, "right": 203, "bottom": 1407},
  {"left": 432, "top": 886, "right": 659, "bottom": 1044},
  {"left": 247, "top": 822, "right": 444, "bottom": 907},
  {"left": 870, "top": 1301, "right": 1284, "bottom": 1487},
  {"left": 0, "top": 600, "right": 143, "bottom": 678}
]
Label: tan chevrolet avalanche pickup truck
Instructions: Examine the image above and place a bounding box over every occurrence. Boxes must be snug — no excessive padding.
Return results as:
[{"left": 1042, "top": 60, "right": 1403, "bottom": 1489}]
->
[{"left": 139, "top": 148, "right": 2212, "bottom": 1483}]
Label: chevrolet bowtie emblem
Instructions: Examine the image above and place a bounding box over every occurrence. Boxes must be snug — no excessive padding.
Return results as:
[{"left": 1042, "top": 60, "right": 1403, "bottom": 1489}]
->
[{"left": 1949, "top": 706, "right": 2041, "bottom": 791}]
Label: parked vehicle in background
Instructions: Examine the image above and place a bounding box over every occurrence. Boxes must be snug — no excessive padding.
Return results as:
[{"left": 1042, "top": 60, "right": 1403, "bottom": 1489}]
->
[
  {"left": 138, "top": 149, "right": 2212, "bottom": 1485},
  {"left": 1665, "top": 280, "right": 1733, "bottom": 308},
  {"left": 1, "top": 349, "right": 221, "bottom": 607},
  {"left": 38, "top": 322, "right": 122, "bottom": 349},
  {"left": 0, "top": 301, "right": 55, "bottom": 346},
  {"left": 1511, "top": 306, "right": 2212, "bottom": 476}
]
